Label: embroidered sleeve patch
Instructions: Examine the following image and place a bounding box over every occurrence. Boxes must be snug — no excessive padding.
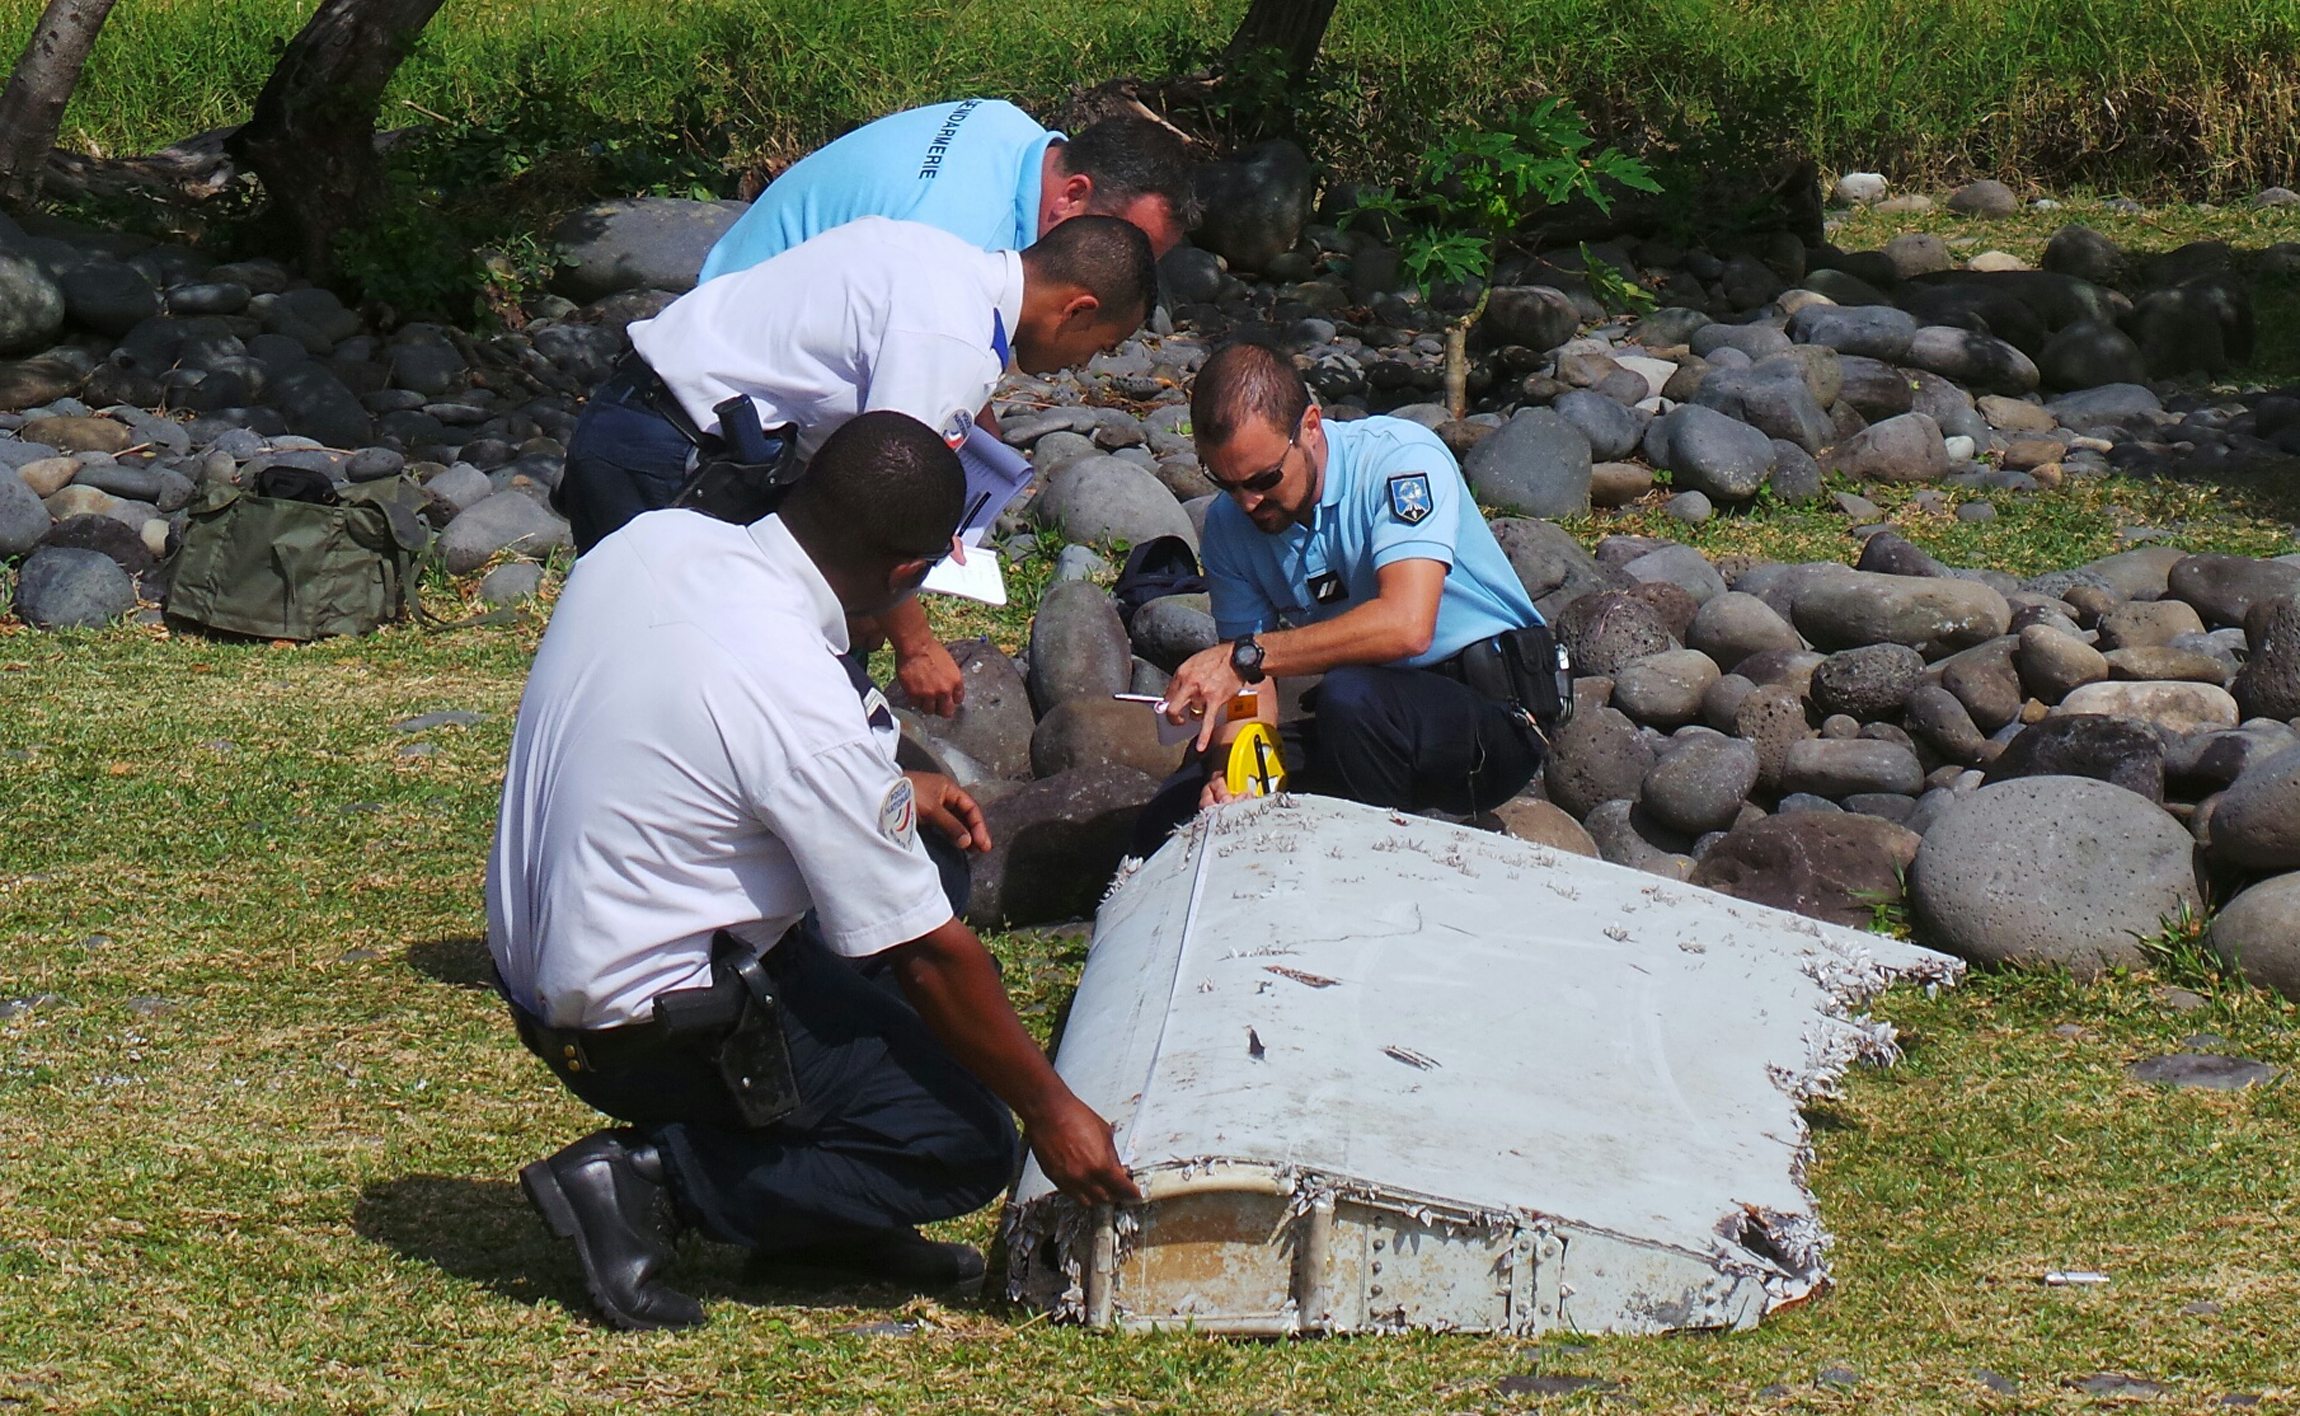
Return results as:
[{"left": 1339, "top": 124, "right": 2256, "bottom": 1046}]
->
[
  {"left": 878, "top": 777, "right": 917, "bottom": 842},
  {"left": 1387, "top": 472, "right": 1435, "bottom": 525}
]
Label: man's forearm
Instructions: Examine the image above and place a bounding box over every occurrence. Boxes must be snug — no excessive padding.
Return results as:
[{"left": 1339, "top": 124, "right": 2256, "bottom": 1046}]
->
[
  {"left": 888, "top": 920, "right": 1069, "bottom": 1120},
  {"left": 883, "top": 597, "right": 940, "bottom": 657}
]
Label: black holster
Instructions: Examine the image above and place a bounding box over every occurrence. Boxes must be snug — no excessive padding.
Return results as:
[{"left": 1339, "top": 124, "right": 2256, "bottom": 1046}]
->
[
  {"left": 1447, "top": 624, "right": 1575, "bottom": 740},
  {"left": 670, "top": 395, "right": 804, "bottom": 528}
]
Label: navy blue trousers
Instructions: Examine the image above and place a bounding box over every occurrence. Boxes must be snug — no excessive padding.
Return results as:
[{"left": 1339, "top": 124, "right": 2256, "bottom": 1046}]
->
[
  {"left": 554, "top": 366, "right": 698, "bottom": 556},
  {"left": 1132, "top": 664, "right": 1546, "bottom": 852},
  {"left": 522, "top": 832, "right": 1019, "bottom": 1252}
]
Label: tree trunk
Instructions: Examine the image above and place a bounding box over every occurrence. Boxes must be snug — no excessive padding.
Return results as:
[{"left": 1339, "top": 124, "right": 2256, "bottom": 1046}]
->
[
  {"left": 0, "top": 0, "right": 119, "bottom": 206},
  {"left": 1220, "top": 0, "right": 1338, "bottom": 84},
  {"left": 225, "top": 0, "right": 446, "bottom": 277}
]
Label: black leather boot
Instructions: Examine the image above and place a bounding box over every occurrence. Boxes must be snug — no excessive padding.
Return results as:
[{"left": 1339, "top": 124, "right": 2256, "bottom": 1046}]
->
[{"left": 520, "top": 1129, "right": 706, "bottom": 1330}]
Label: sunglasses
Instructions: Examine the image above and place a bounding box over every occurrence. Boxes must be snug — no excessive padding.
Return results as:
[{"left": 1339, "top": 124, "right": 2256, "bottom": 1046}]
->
[{"left": 1210, "top": 417, "right": 1304, "bottom": 498}]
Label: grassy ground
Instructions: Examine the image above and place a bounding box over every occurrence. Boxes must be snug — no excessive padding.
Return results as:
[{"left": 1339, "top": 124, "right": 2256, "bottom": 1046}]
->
[
  {"left": 4, "top": 605, "right": 2300, "bottom": 1412},
  {"left": 14, "top": 0, "right": 2300, "bottom": 200}
]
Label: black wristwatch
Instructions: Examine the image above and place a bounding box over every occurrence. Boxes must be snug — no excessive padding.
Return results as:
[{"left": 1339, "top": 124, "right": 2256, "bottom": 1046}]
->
[{"left": 1230, "top": 634, "right": 1267, "bottom": 684}]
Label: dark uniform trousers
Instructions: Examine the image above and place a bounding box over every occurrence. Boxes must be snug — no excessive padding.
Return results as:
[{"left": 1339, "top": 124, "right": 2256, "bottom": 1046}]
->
[
  {"left": 513, "top": 831, "right": 1019, "bottom": 1253},
  {"left": 554, "top": 357, "right": 786, "bottom": 557},
  {"left": 1133, "top": 663, "right": 1546, "bottom": 852}
]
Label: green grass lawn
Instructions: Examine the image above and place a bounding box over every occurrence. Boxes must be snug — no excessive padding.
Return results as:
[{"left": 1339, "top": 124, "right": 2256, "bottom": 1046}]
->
[{"left": 4, "top": 515, "right": 2299, "bottom": 1409}]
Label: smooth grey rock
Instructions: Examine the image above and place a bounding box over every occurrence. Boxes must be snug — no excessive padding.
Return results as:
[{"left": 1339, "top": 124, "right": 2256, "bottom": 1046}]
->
[
  {"left": 1129, "top": 594, "right": 1220, "bottom": 671},
  {"left": 1781, "top": 738, "right": 1924, "bottom": 798},
  {"left": 2036, "top": 318, "right": 2147, "bottom": 391},
  {"left": 0, "top": 467, "right": 48, "bottom": 555},
  {"left": 1882, "top": 232, "right": 1952, "bottom": 278},
  {"left": 897, "top": 640, "right": 1035, "bottom": 781},
  {"left": 2126, "top": 1053, "right": 2282, "bottom": 1090},
  {"left": 2210, "top": 744, "right": 2300, "bottom": 870},
  {"left": 1687, "top": 591, "right": 1802, "bottom": 671},
  {"left": 1462, "top": 407, "right": 1592, "bottom": 516},
  {"left": 1036, "top": 454, "right": 1196, "bottom": 550},
  {"left": 1689, "top": 812, "right": 1920, "bottom": 928},
  {"left": 58, "top": 262, "right": 159, "bottom": 337},
  {"left": 2013, "top": 623, "right": 2107, "bottom": 704},
  {"left": 1947, "top": 179, "right": 2019, "bottom": 217},
  {"left": 1787, "top": 304, "right": 1916, "bottom": 361},
  {"left": 1689, "top": 321, "right": 1791, "bottom": 360},
  {"left": 1828, "top": 411, "right": 1950, "bottom": 484},
  {"left": 2041, "top": 224, "right": 2125, "bottom": 284},
  {"left": 2169, "top": 554, "right": 2300, "bottom": 628},
  {"left": 476, "top": 561, "right": 544, "bottom": 605},
  {"left": 1652, "top": 403, "right": 1775, "bottom": 502},
  {"left": 2055, "top": 681, "right": 2237, "bottom": 736},
  {"left": 1029, "top": 697, "right": 1184, "bottom": 780},
  {"left": 2045, "top": 382, "right": 2162, "bottom": 429},
  {"left": 1582, "top": 798, "right": 1691, "bottom": 877},
  {"left": 1663, "top": 489, "right": 1712, "bottom": 525},
  {"left": 1621, "top": 543, "right": 1725, "bottom": 605},
  {"left": 421, "top": 462, "right": 493, "bottom": 514},
  {"left": 1913, "top": 776, "right": 2200, "bottom": 975},
  {"left": 2208, "top": 872, "right": 2300, "bottom": 1000},
  {"left": 551, "top": 197, "right": 743, "bottom": 301},
  {"left": 1158, "top": 245, "right": 1222, "bottom": 305},
  {"left": 1027, "top": 580, "right": 1132, "bottom": 715},
  {"left": 437, "top": 490, "right": 571, "bottom": 573},
  {"left": 1491, "top": 518, "right": 1628, "bottom": 620},
  {"left": 1794, "top": 571, "right": 2011, "bottom": 655},
  {"left": 1550, "top": 388, "right": 1644, "bottom": 461},
  {"left": 1483, "top": 285, "right": 1581, "bottom": 352},
  {"left": 1642, "top": 733, "right": 1759, "bottom": 835},
  {"left": 1612, "top": 649, "right": 1721, "bottom": 728},
  {"left": 13, "top": 545, "right": 132, "bottom": 628}
]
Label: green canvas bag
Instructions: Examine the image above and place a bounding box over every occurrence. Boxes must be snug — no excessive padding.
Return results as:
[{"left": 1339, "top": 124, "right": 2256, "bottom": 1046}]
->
[{"left": 165, "top": 470, "right": 435, "bottom": 640}]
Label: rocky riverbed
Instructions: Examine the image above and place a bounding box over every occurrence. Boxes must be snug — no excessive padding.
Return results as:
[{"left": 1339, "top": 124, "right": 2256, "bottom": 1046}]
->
[{"left": 1, "top": 173, "right": 2295, "bottom": 994}]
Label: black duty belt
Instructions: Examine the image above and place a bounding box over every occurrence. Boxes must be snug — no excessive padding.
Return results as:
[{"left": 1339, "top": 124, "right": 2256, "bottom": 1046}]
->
[
  {"left": 505, "top": 930, "right": 792, "bottom": 1076},
  {"left": 612, "top": 350, "right": 709, "bottom": 448}
]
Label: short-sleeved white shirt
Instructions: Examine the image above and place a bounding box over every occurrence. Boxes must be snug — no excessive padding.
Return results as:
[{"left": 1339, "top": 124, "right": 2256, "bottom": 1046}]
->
[
  {"left": 485, "top": 510, "right": 953, "bottom": 1029},
  {"left": 629, "top": 215, "right": 1022, "bottom": 459}
]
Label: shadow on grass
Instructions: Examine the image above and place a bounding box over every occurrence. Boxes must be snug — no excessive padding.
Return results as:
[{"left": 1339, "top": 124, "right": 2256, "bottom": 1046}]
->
[
  {"left": 355, "top": 1173, "right": 999, "bottom": 1326},
  {"left": 407, "top": 936, "right": 495, "bottom": 990}
]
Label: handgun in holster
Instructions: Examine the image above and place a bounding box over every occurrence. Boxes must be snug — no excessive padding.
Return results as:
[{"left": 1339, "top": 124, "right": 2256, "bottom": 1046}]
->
[{"left": 672, "top": 394, "right": 804, "bottom": 527}]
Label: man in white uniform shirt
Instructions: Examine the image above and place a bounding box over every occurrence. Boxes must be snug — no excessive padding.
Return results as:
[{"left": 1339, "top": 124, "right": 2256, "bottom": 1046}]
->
[
  {"left": 551, "top": 212, "right": 1155, "bottom": 567},
  {"left": 494, "top": 412, "right": 1138, "bottom": 1330}
]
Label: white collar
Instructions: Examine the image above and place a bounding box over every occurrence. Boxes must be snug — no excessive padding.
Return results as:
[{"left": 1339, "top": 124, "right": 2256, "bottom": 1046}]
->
[{"left": 747, "top": 514, "right": 850, "bottom": 655}]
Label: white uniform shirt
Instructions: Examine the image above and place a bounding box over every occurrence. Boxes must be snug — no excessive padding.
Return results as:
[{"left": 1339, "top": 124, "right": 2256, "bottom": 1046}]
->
[
  {"left": 629, "top": 215, "right": 1022, "bottom": 458},
  {"left": 486, "top": 510, "right": 952, "bottom": 1029}
]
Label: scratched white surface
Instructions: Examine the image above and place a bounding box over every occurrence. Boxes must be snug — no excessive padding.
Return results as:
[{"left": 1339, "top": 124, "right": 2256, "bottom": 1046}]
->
[{"left": 1013, "top": 794, "right": 1960, "bottom": 1280}]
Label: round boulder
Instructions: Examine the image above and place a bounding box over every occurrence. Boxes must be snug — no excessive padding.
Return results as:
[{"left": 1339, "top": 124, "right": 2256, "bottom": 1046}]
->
[
  {"left": 1034, "top": 454, "right": 1197, "bottom": 551},
  {"left": 1642, "top": 733, "right": 1759, "bottom": 836},
  {"left": 14, "top": 545, "right": 134, "bottom": 629},
  {"left": 1912, "top": 776, "right": 2202, "bottom": 976},
  {"left": 1809, "top": 643, "right": 1925, "bottom": 721},
  {"left": 1029, "top": 697, "right": 1184, "bottom": 779},
  {"left": 2209, "top": 744, "right": 2300, "bottom": 871},
  {"left": 1542, "top": 705, "right": 1655, "bottom": 818},
  {"left": 1690, "top": 812, "right": 1920, "bottom": 929},
  {"left": 1461, "top": 407, "right": 1592, "bottom": 517},
  {"left": 0, "top": 252, "right": 65, "bottom": 356},
  {"left": 2208, "top": 872, "right": 2300, "bottom": 1000},
  {"left": 894, "top": 640, "right": 1036, "bottom": 781}
]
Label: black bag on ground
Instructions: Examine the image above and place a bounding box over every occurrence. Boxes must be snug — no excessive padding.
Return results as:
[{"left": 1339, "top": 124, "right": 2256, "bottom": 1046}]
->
[
  {"left": 1112, "top": 534, "right": 1207, "bottom": 627},
  {"left": 165, "top": 470, "right": 434, "bottom": 641}
]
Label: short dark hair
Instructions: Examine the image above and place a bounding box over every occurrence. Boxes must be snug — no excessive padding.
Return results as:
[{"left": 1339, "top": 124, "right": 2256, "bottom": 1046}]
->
[
  {"left": 1020, "top": 214, "right": 1158, "bottom": 331},
  {"left": 1057, "top": 118, "right": 1201, "bottom": 229},
  {"left": 1190, "top": 341, "right": 1310, "bottom": 449},
  {"left": 786, "top": 411, "right": 965, "bottom": 562}
]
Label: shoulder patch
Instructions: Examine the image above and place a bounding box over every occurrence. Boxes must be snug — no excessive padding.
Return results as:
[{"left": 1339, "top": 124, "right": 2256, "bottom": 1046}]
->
[
  {"left": 878, "top": 777, "right": 917, "bottom": 843},
  {"left": 941, "top": 407, "right": 974, "bottom": 448},
  {"left": 1386, "top": 472, "right": 1435, "bottom": 525}
]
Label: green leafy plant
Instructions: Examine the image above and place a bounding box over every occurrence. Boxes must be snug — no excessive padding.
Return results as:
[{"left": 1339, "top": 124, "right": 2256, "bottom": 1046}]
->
[
  {"left": 1345, "top": 101, "right": 1660, "bottom": 415},
  {"left": 2136, "top": 900, "right": 2248, "bottom": 1003}
]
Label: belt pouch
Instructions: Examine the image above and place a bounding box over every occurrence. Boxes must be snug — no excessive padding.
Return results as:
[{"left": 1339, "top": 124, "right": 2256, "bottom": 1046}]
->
[{"left": 712, "top": 949, "right": 801, "bottom": 1126}]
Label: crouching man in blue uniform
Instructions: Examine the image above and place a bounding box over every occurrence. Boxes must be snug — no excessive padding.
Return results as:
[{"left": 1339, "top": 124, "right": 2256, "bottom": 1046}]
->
[
  {"left": 1144, "top": 342, "right": 1554, "bottom": 841},
  {"left": 491, "top": 412, "right": 1139, "bottom": 1330}
]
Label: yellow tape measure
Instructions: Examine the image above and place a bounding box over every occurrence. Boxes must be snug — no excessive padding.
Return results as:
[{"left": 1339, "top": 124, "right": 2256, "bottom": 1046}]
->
[{"left": 1224, "top": 721, "right": 1288, "bottom": 798}]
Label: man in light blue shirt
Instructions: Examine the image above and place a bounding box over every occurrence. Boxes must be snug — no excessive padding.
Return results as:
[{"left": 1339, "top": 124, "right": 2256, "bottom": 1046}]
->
[
  {"left": 700, "top": 99, "right": 1193, "bottom": 281},
  {"left": 1151, "top": 342, "right": 1553, "bottom": 830},
  {"left": 693, "top": 99, "right": 1194, "bottom": 718}
]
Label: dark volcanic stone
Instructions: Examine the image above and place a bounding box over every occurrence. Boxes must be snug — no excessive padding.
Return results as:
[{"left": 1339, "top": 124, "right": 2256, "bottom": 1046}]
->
[
  {"left": 1985, "top": 715, "right": 2165, "bottom": 801},
  {"left": 1689, "top": 813, "right": 1920, "bottom": 928},
  {"left": 965, "top": 765, "right": 1159, "bottom": 927}
]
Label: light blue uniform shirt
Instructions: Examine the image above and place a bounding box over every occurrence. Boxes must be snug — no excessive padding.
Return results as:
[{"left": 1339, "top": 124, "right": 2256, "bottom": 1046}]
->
[
  {"left": 699, "top": 99, "right": 1061, "bottom": 281},
  {"left": 1203, "top": 417, "right": 1543, "bottom": 668}
]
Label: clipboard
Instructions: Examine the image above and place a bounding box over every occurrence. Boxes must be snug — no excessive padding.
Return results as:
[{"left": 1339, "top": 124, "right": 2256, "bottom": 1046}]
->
[{"left": 921, "top": 424, "right": 1033, "bottom": 605}]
